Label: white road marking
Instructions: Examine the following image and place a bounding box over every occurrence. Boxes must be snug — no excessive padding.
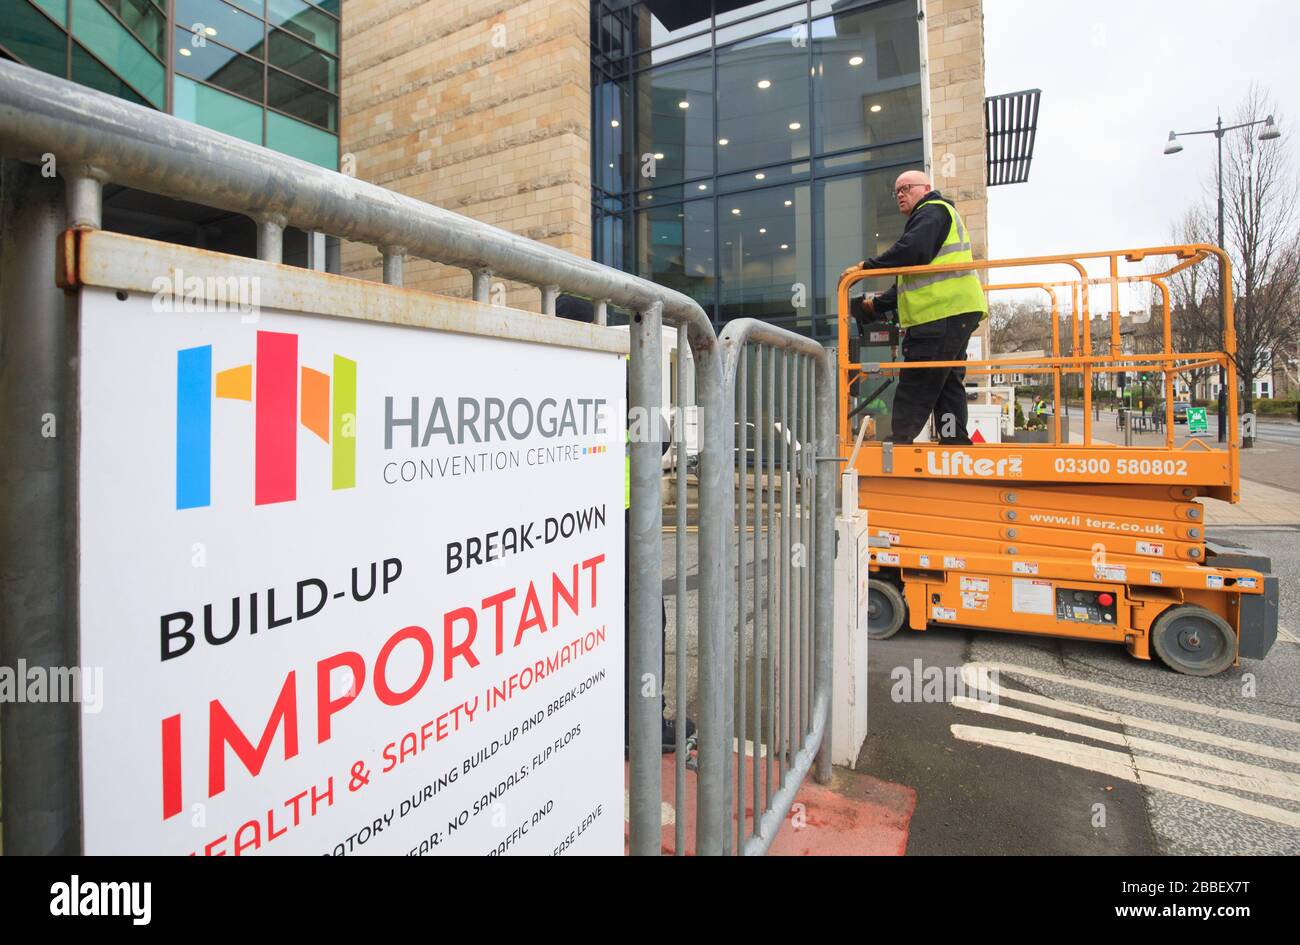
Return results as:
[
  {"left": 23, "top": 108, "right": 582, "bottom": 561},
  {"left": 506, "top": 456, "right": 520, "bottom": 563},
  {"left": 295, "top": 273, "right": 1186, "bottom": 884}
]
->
[
  {"left": 951, "top": 725, "right": 1300, "bottom": 830},
  {"left": 1278, "top": 625, "right": 1299, "bottom": 645},
  {"left": 962, "top": 661, "right": 1300, "bottom": 735},
  {"left": 953, "top": 697, "right": 1300, "bottom": 800},
  {"left": 959, "top": 666, "right": 1300, "bottom": 765}
]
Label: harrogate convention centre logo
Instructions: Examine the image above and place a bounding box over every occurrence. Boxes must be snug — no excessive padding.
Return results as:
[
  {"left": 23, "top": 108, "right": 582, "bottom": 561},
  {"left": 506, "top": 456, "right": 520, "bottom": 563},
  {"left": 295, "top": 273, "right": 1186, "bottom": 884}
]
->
[{"left": 176, "top": 330, "right": 357, "bottom": 509}]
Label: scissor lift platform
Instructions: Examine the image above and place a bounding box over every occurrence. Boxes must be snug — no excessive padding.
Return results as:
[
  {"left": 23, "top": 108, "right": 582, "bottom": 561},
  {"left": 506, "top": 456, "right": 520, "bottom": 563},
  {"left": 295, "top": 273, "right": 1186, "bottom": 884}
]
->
[{"left": 839, "top": 247, "right": 1279, "bottom": 675}]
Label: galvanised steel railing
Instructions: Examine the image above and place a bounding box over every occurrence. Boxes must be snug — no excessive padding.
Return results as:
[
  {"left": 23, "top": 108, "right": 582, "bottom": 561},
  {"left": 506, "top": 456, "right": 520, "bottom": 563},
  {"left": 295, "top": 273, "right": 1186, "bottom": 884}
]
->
[{"left": 0, "top": 58, "right": 833, "bottom": 855}]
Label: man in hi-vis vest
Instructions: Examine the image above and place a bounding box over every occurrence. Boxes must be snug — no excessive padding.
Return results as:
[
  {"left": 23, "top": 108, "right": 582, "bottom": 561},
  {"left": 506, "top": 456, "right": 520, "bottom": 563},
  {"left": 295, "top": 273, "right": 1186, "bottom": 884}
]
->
[{"left": 841, "top": 170, "right": 988, "bottom": 443}]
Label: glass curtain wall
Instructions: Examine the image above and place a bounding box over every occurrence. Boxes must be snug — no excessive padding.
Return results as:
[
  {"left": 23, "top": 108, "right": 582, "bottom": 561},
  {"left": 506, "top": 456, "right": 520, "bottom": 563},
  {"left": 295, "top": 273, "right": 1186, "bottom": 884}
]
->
[
  {"left": 591, "top": 0, "right": 924, "bottom": 340},
  {"left": 0, "top": 0, "right": 339, "bottom": 168}
]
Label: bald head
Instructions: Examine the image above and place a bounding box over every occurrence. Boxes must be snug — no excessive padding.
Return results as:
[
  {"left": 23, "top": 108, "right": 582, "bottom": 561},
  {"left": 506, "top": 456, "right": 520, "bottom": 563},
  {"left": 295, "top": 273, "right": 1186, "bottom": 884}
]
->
[{"left": 893, "top": 170, "right": 932, "bottom": 215}]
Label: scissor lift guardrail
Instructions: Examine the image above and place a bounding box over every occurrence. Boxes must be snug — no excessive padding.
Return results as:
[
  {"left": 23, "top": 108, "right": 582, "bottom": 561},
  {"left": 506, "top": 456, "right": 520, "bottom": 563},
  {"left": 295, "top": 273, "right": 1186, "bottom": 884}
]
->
[{"left": 835, "top": 246, "right": 1278, "bottom": 675}]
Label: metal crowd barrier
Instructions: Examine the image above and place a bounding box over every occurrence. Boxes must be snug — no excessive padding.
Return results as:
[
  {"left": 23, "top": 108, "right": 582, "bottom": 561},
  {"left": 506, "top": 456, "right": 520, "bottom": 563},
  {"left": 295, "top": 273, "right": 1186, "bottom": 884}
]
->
[
  {"left": 0, "top": 58, "right": 833, "bottom": 856},
  {"left": 718, "top": 320, "right": 834, "bottom": 855}
]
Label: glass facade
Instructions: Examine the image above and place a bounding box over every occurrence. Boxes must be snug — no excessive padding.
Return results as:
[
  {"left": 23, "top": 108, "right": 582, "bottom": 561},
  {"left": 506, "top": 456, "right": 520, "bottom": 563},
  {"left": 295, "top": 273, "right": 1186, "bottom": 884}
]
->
[
  {"left": 592, "top": 0, "right": 924, "bottom": 340},
  {"left": 0, "top": 0, "right": 339, "bottom": 169}
]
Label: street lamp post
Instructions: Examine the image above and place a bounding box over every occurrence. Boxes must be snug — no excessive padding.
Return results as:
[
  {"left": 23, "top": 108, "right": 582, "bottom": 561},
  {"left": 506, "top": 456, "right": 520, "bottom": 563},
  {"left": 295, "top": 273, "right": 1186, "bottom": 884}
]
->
[{"left": 1163, "top": 113, "right": 1281, "bottom": 443}]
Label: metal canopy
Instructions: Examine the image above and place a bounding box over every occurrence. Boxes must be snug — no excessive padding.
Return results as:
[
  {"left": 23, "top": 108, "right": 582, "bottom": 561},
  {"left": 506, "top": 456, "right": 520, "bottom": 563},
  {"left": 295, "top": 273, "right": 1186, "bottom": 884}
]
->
[{"left": 985, "top": 88, "right": 1042, "bottom": 186}]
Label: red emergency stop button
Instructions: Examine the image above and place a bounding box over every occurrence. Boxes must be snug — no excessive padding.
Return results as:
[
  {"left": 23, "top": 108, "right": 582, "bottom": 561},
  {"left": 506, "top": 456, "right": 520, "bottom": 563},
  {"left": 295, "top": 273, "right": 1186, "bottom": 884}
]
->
[{"left": 1098, "top": 593, "right": 1114, "bottom": 606}]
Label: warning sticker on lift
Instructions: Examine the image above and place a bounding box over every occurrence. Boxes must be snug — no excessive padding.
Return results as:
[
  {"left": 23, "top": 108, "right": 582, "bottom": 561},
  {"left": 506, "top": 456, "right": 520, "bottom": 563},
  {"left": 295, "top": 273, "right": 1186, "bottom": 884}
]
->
[
  {"left": 1239, "top": 576, "right": 1258, "bottom": 589},
  {"left": 932, "top": 606, "right": 957, "bottom": 621},
  {"left": 1149, "top": 571, "right": 1163, "bottom": 584},
  {"left": 1012, "top": 578, "right": 1053, "bottom": 615},
  {"left": 877, "top": 551, "right": 900, "bottom": 566},
  {"left": 1012, "top": 561, "right": 1038, "bottom": 575},
  {"left": 1136, "top": 541, "right": 1165, "bottom": 557},
  {"left": 1094, "top": 564, "right": 1127, "bottom": 582},
  {"left": 1206, "top": 573, "right": 1224, "bottom": 589},
  {"left": 919, "top": 555, "right": 931, "bottom": 568},
  {"left": 879, "top": 531, "right": 901, "bottom": 545},
  {"left": 960, "top": 576, "right": 990, "bottom": 593},
  {"left": 961, "top": 592, "right": 989, "bottom": 611}
]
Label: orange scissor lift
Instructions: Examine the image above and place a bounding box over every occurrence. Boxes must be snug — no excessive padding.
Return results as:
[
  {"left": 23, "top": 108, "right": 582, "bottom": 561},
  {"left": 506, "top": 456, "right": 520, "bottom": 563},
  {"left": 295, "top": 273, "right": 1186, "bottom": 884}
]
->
[{"left": 839, "top": 245, "right": 1279, "bottom": 675}]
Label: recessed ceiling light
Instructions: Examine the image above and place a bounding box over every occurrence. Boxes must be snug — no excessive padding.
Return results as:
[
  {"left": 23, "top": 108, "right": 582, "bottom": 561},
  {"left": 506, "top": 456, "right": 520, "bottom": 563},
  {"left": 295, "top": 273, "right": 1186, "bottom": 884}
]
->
[
  {"left": 784, "top": 200, "right": 792, "bottom": 206},
  {"left": 698, "top": 183, "right": 708, "bottom": 190},
  {"left": 788, "top": 122, "right": 801, "bottom": 131},
  {"left": 608, "top": 163, "right": 614, "bottom": 168},
  {"left": 179, "top": 47, "right": 192, "bottom": 56},
  {"left": 870, "top": 104, "right": 882, "bottom": 113},
  {"left": 757, "top": 79, "right": 772, "bottom": 89},
  {"left": 731, "top": 208, "right": 741, "bottom": 215},
  {"left": 205, "top": 26, "right": 217, "bottom": 36},
  {"left": 718, "top": 138, "right": 729, "bottom": 146},
  {"left": 755, "top": 172, "right": 765, "bottom": 180},
  {"left": 653, "top": 152, "right": 665, "bottom": 159},
  {"left": 759, "top": 227, "right": 767, "bottom": 234},
  {"left": 849, "top": 55, "right": 864, "bottom": 66},
  {"left": 645, "top": 194, "right": 653, "bottom": 200},
  {"left": 780, "top": 243, "right": 789, "bottom": 250},
  {"left": 611, "top": 119, "right": 619, "bottom": 127},
  {"left": 678, "top": 100, "right": 690, "bottom": 109}
]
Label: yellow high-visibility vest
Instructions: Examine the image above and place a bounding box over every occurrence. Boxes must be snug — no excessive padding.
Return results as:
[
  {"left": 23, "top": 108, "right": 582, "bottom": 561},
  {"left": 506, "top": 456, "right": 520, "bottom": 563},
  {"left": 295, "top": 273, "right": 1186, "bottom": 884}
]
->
[{"left": 896, "top": 200, "right": 988, "bottom": 329}]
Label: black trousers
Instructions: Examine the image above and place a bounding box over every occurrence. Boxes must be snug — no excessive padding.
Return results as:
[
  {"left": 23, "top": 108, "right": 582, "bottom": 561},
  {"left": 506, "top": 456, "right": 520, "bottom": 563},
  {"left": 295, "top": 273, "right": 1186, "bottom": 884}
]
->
[{"left": 889, "top": 311, "right": 984, "bottom": 444}]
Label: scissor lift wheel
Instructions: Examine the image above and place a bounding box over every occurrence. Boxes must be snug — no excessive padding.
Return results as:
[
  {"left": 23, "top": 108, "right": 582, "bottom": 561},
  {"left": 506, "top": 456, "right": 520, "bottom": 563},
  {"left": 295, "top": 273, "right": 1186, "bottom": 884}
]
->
[
  {"left": 866, "top": 578, "right": 907, "bottom": 640},
  {"left": 1151, "top": 605, "right": 1237, "bottom": 676}
]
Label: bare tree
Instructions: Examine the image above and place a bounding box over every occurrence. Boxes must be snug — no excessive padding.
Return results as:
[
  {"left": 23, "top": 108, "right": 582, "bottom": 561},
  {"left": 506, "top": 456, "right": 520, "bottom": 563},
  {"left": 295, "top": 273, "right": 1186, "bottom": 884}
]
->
[
  {"left": 1175, "top": 85, "right": 1300, "bottom": 437},
  {"left": 1166, "top": 205, "right": 1223, "bottom": 400}
]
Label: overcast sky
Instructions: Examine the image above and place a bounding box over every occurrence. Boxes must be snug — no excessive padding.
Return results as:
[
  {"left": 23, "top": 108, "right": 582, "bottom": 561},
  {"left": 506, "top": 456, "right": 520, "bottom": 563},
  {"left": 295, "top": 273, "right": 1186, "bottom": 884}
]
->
[{"left": 982, "top": 0, "right": 1299, "bottom": 298}]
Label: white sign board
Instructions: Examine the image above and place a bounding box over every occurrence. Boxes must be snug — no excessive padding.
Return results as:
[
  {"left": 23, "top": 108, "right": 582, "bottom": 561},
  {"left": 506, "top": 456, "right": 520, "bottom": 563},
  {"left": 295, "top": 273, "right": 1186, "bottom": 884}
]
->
[{"left": 78, "top": 286, "right": 625, "bottom": 855}]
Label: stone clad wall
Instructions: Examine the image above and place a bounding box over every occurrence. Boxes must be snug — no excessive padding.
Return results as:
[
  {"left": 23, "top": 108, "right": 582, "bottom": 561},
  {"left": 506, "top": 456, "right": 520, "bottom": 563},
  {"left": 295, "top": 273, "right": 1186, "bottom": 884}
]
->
[
  {"left": 926, "top": 0, "right": 990, "bottom": 355},
  {"left": 339, "top": 0, "right": 591, "bottom": 310}
]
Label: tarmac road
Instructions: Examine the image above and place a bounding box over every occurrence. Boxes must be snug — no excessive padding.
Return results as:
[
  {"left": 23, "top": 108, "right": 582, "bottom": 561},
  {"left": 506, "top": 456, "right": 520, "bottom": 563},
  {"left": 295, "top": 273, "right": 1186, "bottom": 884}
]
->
[
  {"left": 856, "top": 522, "right": 1300, "bottom": 856},
  {"left": 663, "top": 512, "right": 1300, "bottom": 856}
]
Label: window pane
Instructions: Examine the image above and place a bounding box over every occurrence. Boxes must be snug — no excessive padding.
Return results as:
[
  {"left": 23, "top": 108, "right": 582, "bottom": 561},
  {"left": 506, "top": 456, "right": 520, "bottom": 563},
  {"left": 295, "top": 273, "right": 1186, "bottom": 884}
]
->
[
  {"left": 224, "top": 0, "right": 263, "bottom": 17},
  {"left": 814, "top": 169, "right": 908, "bottom": 318},
  {"left": 633, "top": 34, "right": 711, "bottom": 68},
  {"left": 72, "top": 41, "right": 150, "bottom": 105},
  {"left": 174, "top": 26, "right": 263, "bottom": 100},
  {"left": 172, "top": 73, "right": 262, "bottom": 144},
  {"left": 175, "top": 0, "right": 265, "bottom": 58},
  {"left": 313, "top": 0, "right": 337, "bottom": 16},
  {"left": 719, "top": 183, "right": 812, "bottom": 333},
  {"left": 71, "top": 0, "right": 164, "bottom": 106},
  {"left": 630, "top": 1, "right": 711, "bottom": 51},
  {"left": 269, "top": 27, "right": 336, "bottom": 90},
  {"left": 593, "top": 70, "right": 631, "bottom": 193},
  {"left": 266, "top": 108, "right": 337, "bottom": 168},
  {"left": 269, "top": 0, "right": 336, "bottom": 53},
  {"left": 32, "top": 0, "right": 68, "bottom": 27},
  {"left": 716, "top": 27, "right": 810, "bottom": 176},
  {"left": 716, "top": 161, "right": 808, "bottom": 194},
  {"left": 99, "top": 0, "right": 165, "bottom": 58},
  {"left": 716, "top": 0, "right": 803, "bottom": 26},
  {"left": 635, "top": 198, "right": 714, "bottom": 311},
  {"left": 1, "top": 0, "right": 68, "bottom": 75},
  {"left": 716, "top": 3, "right": 807, "bottom": 46},
  {"left": 269, "top": 68, "right": 336, "bottom": 130},
  {"left": 812, "top": 0, "right": 922, "bottom": 155},
  {"left": 635, "top": 52, "right": 713, "bottom": 189}
]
